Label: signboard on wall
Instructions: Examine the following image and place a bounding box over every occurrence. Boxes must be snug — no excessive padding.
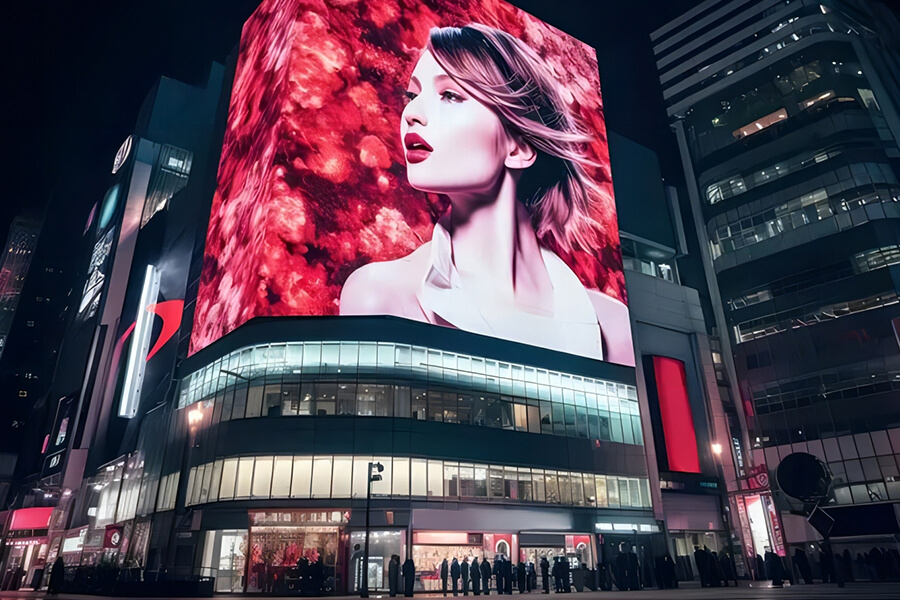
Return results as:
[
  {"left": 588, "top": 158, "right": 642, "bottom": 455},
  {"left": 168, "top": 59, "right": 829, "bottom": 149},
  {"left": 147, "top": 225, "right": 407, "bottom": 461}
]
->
[
  {"left": 103, "top": 524, "right": 124, "bottom": 549},
  {"left": 190, "top": 0, "right": 634, "bottom": 366}
]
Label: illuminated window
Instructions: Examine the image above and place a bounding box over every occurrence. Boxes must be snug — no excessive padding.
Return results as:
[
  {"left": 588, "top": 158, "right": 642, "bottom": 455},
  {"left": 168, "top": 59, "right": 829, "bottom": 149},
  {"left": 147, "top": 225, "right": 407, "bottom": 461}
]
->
[
  {"left": 411, "top": 459, "right": 427, "bottom": 497},
  {"left": 177, "top": 342, "right": 642, "bottom": 445},
  {"left": 858, "top": 88, "right": 880, "bottom": 111},
  {"left": 735, "top": 291, "right": 899, "bottom": 343},
  {"left": 251, "top": 457, "right": 273, "bottom": 499},
  {"left": 218, "top": 459, "right": 237, "bottom": 501},
  {"left": 332, "top": 456, "right": 352, "bottom": 497},
  {"left": 235, "top": 457, "right": 254, "bottom": 499},
  {"left": 798, "top": 90, "right": 835, "bottom": 110},
  {"left": 311, "top": 457, "right": 333, "bottom": 498},
  {"left": 732, "top": 108, "right": 788, "bottom": 140},
  {"left": 291, "top": 457, "right": 312, "bottom": 498}
]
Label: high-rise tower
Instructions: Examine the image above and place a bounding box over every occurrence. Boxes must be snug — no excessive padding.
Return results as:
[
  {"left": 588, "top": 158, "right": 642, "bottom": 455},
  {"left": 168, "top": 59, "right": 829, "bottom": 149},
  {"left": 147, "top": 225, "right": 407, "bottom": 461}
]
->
[{"left": 654, "top": 0, "right": 900, "bottom": 558}]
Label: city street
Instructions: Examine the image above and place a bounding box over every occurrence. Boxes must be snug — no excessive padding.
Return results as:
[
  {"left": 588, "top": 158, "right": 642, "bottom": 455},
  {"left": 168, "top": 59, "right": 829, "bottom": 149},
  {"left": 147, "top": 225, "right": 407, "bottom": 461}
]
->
[
  {"left": 3, "top": 584, "right": 900, "bottom": 600},
  {"left": 3, "top": 0, "right": 900, "bottom": 598}
]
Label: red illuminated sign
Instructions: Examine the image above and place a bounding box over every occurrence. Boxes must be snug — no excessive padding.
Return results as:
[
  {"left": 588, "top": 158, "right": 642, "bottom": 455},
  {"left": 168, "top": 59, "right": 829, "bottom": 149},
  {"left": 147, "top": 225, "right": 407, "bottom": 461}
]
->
[
  {"left": 653, "top": 356, "right": 701, "bottom": 473},
  {"left": 9, "top": 507, "right": 53, "bottom": 531},
  {"left": 119, "top": 299, "right": 184, "bottom": 362},
  {"left": 103, "top": 524, "right": 124, "bottom": 549}
]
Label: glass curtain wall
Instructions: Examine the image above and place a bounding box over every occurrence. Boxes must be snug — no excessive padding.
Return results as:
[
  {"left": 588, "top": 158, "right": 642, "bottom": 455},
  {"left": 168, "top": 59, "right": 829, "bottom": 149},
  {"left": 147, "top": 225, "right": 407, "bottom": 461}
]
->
[{"left": 185, "top": 454, "right": 652, "bottom": 510}]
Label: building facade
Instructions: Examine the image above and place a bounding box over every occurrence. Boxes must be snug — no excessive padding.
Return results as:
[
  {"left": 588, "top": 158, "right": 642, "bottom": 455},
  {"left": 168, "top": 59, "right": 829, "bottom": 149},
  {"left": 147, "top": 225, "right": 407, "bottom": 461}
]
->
[
  {"left": 611, "top": 131, "right": 750, "bottom": 580},
  {"left": 0, "top": 215, "right": 41, "bottom": 506},
  {"left": 654, "top": 0, "right": 900, "bottom": 567},
  {"left": 0, "top": 0, "right": 672, "bottom": 594}
]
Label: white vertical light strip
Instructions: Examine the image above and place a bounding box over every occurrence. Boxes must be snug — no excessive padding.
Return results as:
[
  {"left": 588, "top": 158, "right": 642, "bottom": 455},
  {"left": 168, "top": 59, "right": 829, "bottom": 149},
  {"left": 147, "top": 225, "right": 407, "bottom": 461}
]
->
[{"left": 119, "top": 265, "right": 160, "bottom": 418}]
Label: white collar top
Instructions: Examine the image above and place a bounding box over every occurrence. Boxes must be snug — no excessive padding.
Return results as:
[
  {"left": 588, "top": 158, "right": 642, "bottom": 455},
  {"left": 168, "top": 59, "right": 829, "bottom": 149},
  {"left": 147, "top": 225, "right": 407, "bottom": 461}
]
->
[{"left": 417, "top": 220, "right": 603, "bottom": 360}]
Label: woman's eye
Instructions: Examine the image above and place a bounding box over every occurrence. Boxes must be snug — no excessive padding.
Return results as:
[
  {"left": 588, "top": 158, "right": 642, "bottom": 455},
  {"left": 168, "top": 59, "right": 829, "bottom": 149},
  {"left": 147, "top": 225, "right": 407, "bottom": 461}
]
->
[
  {"left": 404, "top": 91, "right": 418, "bottom": 103},
  {"left": 441, "top": 90, "right": 464, "bottom": 103}
]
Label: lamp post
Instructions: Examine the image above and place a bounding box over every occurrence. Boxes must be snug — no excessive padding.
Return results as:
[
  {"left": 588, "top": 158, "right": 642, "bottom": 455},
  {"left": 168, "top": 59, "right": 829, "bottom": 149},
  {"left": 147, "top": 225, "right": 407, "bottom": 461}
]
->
[
  {"left": 711, "top": 442, "right": 739, "bottom": 586},
  {"left": 360, "top": 461, "right": 384, "bottom": 598},
  {"left": 165, "top": 404, "right": 204, "bottom": 574}
]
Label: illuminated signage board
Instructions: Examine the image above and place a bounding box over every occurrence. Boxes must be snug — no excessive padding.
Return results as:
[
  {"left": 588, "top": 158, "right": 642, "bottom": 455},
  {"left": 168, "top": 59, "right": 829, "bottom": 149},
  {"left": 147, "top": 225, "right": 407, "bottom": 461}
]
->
[
  {"left": 119, "top": 265, "right": 161, "bottom": 418},
  {"left": 112, "top": 135, "right": 133, "bottom": 175},
  {"left": 191, "top": 0, "right": 634, "bottom": 366},
  {"left": 650, "top": 356, "right": 701, "bottom": 474}
]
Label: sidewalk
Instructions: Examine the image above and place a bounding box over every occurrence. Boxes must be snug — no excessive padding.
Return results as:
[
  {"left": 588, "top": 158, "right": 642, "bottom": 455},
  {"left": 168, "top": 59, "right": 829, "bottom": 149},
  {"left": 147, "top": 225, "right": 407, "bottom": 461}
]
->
[{"left": 3, "top": 582, "right": 900, "bottom": 600}]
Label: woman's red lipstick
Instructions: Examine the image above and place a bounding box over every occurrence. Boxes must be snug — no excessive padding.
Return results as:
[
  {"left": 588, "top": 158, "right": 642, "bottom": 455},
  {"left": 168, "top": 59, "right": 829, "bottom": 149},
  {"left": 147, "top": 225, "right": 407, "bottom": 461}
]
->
[{"left": 404, "top": 133, "right": 433, "bottom": 164}]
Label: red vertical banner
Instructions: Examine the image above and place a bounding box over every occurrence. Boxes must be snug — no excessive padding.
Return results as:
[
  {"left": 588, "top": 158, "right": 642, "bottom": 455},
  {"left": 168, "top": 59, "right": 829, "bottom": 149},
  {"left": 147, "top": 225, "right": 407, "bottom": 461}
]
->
[
  {"left": 733, "top": 495, "right": 755, "bottom": 577},
  {"left": 762, "top": 493, "right": 785, "bottom": 556},
  {"left": 653, "top": 356, "right": 701, "bottom": 473}
]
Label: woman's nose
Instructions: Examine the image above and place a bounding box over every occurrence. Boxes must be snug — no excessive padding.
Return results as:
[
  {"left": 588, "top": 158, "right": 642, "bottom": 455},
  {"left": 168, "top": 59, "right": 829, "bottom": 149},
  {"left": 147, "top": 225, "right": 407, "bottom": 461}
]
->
[{"left": 404, "top": 101, "right": 427, "bottom": 127}]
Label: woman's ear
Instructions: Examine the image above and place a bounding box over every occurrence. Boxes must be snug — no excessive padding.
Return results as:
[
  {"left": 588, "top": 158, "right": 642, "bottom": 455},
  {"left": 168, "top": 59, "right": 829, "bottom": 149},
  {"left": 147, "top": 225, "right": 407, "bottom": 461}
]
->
[{"left": 505, "top": 134, "right": 537, "bottom": 170}]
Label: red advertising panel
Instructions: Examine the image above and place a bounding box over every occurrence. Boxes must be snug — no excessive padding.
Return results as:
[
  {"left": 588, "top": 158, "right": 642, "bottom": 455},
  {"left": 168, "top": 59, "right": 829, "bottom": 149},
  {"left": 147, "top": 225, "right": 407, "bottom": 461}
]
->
[
  {"left": 653, "top": 356, "right": 701, "bottom": 473},
  {"left": 9, "top": 507, "right": 53, "bottom": 531},
  {"left": 191, "top": 0, "right": 634, "bottom": 365}
]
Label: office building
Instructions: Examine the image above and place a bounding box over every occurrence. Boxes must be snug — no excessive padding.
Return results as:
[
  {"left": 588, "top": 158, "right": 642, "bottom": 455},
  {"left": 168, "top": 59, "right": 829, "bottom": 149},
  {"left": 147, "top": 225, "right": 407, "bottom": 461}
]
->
[{"left": 653, "top": 0, "right": 900, "bottom": 563}]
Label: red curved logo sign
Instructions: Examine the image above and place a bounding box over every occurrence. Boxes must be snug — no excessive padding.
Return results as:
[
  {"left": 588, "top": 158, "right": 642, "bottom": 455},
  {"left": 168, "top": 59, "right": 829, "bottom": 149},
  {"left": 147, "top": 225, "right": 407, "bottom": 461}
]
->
[{"left": 120, "top": 299, "right": 184, "bottom": 361}]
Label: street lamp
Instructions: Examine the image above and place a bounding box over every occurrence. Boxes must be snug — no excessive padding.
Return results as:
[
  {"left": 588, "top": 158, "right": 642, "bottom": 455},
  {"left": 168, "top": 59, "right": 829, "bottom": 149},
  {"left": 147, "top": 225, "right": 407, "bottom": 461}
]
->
[
  {"left": 711, "top": 442, "right": 739, "bottom": 586},
  {"left": 360, "top": 461, "right": 384, "bottom": 598},
  {"left": 188, "top": 406, "right": 204, "bottom": 428}
]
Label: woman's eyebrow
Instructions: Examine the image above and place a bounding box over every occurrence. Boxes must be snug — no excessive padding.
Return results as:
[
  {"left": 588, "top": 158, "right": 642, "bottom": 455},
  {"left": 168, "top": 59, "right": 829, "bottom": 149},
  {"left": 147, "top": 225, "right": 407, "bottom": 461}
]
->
[{"left": 434, "top": 74, "right": 456, "bottom": 87}]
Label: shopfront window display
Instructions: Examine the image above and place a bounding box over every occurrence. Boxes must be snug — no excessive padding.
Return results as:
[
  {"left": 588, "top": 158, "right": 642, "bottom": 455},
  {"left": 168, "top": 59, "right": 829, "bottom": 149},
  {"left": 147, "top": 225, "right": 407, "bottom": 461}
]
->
[
  {"left": 411, "top": 532, "right": 515, "bottom": 592},
  {"left": 243, "top": 511, "right": 344, "bottom": 595}
]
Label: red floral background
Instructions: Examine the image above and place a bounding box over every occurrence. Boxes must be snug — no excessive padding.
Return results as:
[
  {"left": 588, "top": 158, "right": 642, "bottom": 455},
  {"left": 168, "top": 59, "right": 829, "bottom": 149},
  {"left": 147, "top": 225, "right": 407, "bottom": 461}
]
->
[{"left": 190, "top": 0, "right": 625, "bottom": 355}]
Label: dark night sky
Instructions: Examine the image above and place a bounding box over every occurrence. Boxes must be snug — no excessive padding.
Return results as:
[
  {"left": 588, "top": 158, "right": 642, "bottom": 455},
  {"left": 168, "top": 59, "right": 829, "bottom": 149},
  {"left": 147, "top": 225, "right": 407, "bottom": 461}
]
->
[{"left": 3, "top": 0, "right": 695, "bottom": 253}]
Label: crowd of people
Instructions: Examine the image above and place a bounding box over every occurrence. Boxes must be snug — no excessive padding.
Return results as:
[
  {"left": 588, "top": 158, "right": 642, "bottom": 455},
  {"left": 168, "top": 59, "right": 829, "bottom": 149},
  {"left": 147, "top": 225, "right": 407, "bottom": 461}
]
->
[
  {"left": 433, "top": 555, "right": 550, "bottom": 596},
  {"left": 692, "top": 545, "right": 738, "bottom": 587},
  {"left": 379, "top": 544, "right": 900, "bottom": 597},
  {"left": 755, "top": 545, "right": 900, "bottom": 586}
]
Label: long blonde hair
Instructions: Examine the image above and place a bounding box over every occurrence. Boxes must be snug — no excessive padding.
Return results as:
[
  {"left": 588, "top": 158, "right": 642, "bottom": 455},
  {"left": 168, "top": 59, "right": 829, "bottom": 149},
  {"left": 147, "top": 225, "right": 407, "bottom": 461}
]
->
[{"left": 427, "top": 23, "right": 602, "bottom": 252}]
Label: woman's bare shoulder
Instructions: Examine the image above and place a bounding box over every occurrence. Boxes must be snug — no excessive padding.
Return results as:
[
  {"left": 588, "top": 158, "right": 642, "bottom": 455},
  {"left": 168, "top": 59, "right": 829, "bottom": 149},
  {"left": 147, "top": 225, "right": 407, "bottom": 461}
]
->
[{"left": 339, "top": 244, "right": 431, "bottom": 315}]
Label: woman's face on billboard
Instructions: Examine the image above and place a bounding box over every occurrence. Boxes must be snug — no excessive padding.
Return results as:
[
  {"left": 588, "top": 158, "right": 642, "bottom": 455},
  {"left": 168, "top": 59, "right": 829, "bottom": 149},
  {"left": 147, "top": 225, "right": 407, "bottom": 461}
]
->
[{"left": 401, "top": 50, "right": 511, "bottom": 196}]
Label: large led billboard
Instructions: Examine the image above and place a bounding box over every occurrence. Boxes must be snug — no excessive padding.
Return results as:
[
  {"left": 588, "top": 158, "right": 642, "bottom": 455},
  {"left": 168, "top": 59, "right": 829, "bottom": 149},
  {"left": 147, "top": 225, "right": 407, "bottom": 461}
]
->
[{"left": 192, "top": 0, "right": 634, "bottom": 366}]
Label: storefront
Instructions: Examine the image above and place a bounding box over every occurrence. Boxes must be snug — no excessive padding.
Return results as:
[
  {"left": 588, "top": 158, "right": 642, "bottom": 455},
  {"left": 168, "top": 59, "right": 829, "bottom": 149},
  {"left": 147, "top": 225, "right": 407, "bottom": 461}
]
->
[
  {"left": 348, "top": 530, "right": 406, "bottom": 593},
  {"left": 668, "top": 530, "right": 724, "bottom": 580},
  {"left": 594, "top": 520, "right": 665, "bottom": 589},
  {"left": 411, "top": 532, "right": 513, "bottom": 592},
  {"left": 201, "top": 529, "right": 248, "bottom": 593},
  {"left": 737, "top": 492, "right": 784, "bottom": 570},
  {"left": 201, "top": 510, "right": 347, "bottom": 594},
  {"left": 519, "top": 533, "right": 595, "bottom": 591},
  {"left": 59, "top": 527, "right": 88, "bottom": 566},
  {"left": 0, "top": 508, "right": 53, "bottom": 591}
]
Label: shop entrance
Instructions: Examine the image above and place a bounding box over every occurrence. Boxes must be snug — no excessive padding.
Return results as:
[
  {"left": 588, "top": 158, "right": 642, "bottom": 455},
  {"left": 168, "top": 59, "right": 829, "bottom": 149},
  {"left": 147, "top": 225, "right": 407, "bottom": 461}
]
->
[
  {"left": 0, "top": 538, "right": 48, "bottom": 591},
  {"left": 244, "top": 510, "right": 346, "bottom": 595},
  {"left": 598, "top": 532, "right": 666, "bottom": 591},
  {"left": 200, "top": 529, "right": 248, "bottom": 593},
  {"left": 520, "top": 534, "right": 594, "bottom": 592},
  {"left": 347, "top": 530, "right": 406, "bottom": 593},
  {"left": 671, "top": 531, "right": 723, "bottom": 581}
]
